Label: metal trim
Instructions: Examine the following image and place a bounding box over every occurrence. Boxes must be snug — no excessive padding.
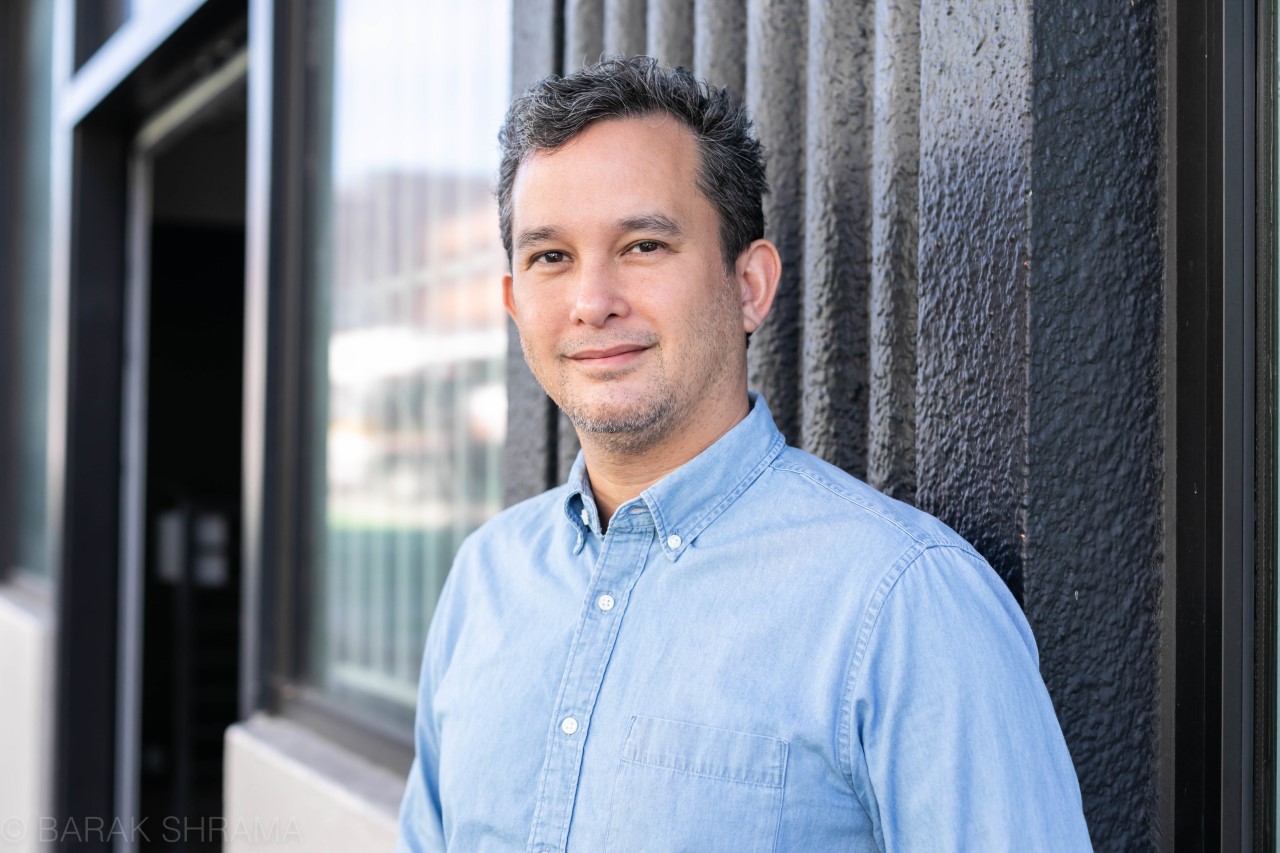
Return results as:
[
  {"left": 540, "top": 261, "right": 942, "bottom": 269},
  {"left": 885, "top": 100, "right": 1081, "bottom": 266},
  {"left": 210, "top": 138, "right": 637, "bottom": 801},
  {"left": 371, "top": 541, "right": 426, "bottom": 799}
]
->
[
  {"left": 1253, "top": 0, "right": 1279, "bottom": 844},
  {"left": 1221, "top": 0, "right": 1258, "bottom": 846},
  {"left": 133, "top": 48, "right": 248, "bottom": 154},
  {"left": 113, "top": 143, "right": 151, "bottom": 853},
  {"left": 58, "top": 0, "right": 208, "bottom": 127},
  {"left": 240, "top": 0, "right": 274, "bottom": 721},
  {"left": 113, "top": 48, "right": 248, "bottom": 853}
]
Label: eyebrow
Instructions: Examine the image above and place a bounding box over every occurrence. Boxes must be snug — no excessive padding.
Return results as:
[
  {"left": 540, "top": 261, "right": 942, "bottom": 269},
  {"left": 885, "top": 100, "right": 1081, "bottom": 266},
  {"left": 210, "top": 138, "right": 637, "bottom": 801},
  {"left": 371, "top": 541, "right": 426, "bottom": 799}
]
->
[
  {"left": 616, "top": 213, "right": 684, "bottom": 238},
  {"left": 514, "top": 226, "right": 563, "bottom": 252},
  {"left": 514, "top": 212, "right": 686, "bottom": 253}
]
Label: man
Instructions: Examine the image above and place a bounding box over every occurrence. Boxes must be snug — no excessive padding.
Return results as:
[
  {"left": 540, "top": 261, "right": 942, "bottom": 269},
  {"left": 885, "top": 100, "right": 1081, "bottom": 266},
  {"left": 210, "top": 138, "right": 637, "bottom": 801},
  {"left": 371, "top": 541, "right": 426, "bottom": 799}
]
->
[{"left": 397, "top": 57, "right": 1091, "bottom": 851}]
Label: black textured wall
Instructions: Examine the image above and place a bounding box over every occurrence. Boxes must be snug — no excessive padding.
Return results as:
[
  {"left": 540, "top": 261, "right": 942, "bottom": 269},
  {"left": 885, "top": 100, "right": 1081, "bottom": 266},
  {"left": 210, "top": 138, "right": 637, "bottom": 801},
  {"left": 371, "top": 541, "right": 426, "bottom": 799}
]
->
[
  {"left": 504, "top": 1, "right": 1166, "bottom": 846},
  {"left": 744, "top": 0, "right": 805, "bottom": 445},
  {"left": 1027, "top": 0, "right": 1163, "bottom": 846},
  {"left": 916, "top": 0, "right": 1030, "bottom": 599},
  {"left": 504, "top": 0, "right": 563, "bottom": 508}
]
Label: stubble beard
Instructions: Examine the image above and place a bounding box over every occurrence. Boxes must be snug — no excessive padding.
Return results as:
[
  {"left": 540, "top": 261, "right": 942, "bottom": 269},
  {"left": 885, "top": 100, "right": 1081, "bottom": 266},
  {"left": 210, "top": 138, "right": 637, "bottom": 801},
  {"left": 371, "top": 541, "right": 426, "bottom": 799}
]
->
[
  {"left": 521, "top": 276, "right": 743, "bottom": 458},
  {"left": 559, "top": 365, "right": 678, "bottom": 455},
  {"left": 533, "top": 336, "right": 680, "bottom": 456}
]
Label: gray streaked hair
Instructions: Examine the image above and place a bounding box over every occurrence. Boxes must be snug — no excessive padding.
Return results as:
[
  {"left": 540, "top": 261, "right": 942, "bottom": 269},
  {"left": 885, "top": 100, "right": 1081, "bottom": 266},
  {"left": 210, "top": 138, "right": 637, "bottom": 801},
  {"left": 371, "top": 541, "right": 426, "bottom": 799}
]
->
[{"left": 497, "top": 56, "right": 768, "bottom": 272}]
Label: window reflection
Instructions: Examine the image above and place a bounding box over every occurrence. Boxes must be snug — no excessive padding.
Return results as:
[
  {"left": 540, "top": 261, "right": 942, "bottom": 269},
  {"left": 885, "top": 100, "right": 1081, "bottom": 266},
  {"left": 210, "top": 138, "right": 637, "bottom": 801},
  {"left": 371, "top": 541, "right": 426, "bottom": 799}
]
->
[{"left": 313, "top": 0, "right": 510, "bottom": 720}]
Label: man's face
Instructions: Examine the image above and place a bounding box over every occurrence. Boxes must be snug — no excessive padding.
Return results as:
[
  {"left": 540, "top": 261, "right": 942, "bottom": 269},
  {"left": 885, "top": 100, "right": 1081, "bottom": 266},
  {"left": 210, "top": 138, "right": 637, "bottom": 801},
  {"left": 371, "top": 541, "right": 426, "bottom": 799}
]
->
[{"left": 503, "top": 115, "right": 751, "bottom": 453}]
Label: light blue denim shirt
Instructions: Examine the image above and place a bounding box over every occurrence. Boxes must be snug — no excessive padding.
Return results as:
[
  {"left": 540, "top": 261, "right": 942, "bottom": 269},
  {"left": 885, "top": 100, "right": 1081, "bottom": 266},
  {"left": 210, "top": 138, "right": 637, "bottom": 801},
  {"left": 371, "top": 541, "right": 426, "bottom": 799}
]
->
[{"left": 397, "top": 395, "right": 1092, "bottom": 852}]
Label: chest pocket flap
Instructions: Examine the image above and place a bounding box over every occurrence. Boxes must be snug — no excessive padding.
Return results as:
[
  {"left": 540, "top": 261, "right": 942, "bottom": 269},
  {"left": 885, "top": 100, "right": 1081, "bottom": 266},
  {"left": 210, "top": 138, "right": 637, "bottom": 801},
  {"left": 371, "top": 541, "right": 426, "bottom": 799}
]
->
[{"left": 606, "top": 716, "right": 788, "bottom": 852}]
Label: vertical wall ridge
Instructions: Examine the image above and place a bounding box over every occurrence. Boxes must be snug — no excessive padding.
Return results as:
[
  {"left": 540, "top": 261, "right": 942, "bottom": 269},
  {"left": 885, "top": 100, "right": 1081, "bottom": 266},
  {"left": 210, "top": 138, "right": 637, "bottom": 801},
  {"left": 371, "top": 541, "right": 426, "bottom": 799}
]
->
[
  {"left": 646, "top": 0, "right": 694, "bottom": 68},
  {"left": 867, "top": 0, "right": 920, "bottom": 503},
  {"left": 564, "top": 0, "right": 605, "bottom": 70},
  {"left": 1025, "top": 0, "right": 1163, "bottom": 844},
  {"left": 603, "top": 0, "right": 647, "bottom": 57},
  {"left": 915, "top": 0, "right": 1030, "bottom": 597},
  {"left": 694, "top": 0, "right": 747, "bottom": 94},
  {"left": 745, "top": 0, "right": 806, "bottom": 444},
  {"left": 505, "top": 0, "right": 565, "bottom": 502},
  {"left": 799, "top": 0, "right": 873, "bottom": 475}
]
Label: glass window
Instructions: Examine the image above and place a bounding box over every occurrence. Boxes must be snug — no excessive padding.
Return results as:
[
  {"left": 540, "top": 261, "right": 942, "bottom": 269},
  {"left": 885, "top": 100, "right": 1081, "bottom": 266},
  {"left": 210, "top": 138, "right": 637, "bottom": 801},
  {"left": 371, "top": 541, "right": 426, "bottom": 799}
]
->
[
  {"left": 73, "top": 0, "right": 128, "bottom": 69},
  {"left": 309, "top": 0, "right": 511, "bottom": 728},
  {"left": 13, "top": 0, "right": 53, "bottom": 578}
]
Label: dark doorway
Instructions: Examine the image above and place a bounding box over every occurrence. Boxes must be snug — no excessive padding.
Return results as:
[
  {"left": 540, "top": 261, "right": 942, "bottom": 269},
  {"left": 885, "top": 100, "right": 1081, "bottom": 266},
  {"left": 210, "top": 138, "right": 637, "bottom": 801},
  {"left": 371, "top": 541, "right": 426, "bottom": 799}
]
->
[{"left": 119, "top": 65, "right": 246, "bottom": 853}]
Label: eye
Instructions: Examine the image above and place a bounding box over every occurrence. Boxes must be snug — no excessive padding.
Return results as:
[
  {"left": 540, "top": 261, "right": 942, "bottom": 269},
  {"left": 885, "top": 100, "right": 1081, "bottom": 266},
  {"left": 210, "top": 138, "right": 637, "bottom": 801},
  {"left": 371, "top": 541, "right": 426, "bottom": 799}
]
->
[
  {"left": 533, "top": 250, "right": 566, "bottom": 264},
  {"left": 628, "top": 241, "right": 663, "bottom": 254}
]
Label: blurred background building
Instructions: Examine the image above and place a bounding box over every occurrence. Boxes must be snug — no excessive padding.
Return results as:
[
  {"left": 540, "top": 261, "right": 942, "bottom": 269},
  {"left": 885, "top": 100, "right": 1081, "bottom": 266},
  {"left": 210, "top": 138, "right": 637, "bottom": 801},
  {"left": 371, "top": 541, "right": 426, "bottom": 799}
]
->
[{"left": 0, "top": 0, "right": 1274, "bottom": 850}]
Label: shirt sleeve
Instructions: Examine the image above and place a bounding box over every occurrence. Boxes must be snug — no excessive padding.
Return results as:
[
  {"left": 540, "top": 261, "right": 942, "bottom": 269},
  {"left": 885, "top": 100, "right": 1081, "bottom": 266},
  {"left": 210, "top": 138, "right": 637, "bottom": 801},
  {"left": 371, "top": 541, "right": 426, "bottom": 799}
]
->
[
  {"left": 396, "top": 566, "right": 464, "bottom": 853},
  {"left": 395, "top": 654, "right": 447, "bottom": 853},
  {"left": 845, "top": 545, "right": 1094, "bottom": 852}
]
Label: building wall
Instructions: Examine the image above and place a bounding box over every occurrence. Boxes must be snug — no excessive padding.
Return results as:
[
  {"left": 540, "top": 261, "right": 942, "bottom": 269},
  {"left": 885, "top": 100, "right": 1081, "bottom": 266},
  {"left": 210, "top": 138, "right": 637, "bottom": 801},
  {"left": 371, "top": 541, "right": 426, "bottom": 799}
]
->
[
  {"left": 503, "top": 0, "right": 1166, "bottom": 846},
  {"left": 1025, "top": 0, "right": 1164, "bottom": 843},
  {"left": 0, "top": 585, "right": 54, "bottom": 853},
  {"left": 223, "top": 717, "right": 399, "bottom": 853}
]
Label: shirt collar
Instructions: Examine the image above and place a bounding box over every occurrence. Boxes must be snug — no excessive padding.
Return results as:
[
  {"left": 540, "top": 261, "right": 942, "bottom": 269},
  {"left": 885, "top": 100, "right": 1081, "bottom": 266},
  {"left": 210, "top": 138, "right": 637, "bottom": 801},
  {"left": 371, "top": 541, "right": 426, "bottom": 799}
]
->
[{"left": 561, "top": 392, "right": 786, "bottom": 560}]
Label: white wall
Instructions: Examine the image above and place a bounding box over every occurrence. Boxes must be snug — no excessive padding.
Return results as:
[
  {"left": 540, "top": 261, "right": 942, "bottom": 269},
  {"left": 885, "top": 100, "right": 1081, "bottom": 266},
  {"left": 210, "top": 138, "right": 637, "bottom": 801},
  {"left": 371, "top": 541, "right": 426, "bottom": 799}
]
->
[
  {"left": 0, "top": 582, "right": 53, "bottom": 853},
  {"left": 224, "top": 715, "right": 402, "bottom": 852}
]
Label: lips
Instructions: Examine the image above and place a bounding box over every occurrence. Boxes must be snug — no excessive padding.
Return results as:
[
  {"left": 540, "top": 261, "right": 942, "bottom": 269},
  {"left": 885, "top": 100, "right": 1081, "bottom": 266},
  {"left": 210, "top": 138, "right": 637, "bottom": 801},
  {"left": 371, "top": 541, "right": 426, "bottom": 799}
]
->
[{"left": 567, "top": 343, "right": 652, "bottom": 369}]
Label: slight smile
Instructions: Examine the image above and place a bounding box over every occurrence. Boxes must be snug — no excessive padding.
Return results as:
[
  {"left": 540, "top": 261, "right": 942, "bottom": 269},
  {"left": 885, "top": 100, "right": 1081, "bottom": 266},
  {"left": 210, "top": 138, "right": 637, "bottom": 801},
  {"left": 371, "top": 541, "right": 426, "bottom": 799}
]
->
[{"left": 567, "top": 344, "right": 652, "bottom": 370}]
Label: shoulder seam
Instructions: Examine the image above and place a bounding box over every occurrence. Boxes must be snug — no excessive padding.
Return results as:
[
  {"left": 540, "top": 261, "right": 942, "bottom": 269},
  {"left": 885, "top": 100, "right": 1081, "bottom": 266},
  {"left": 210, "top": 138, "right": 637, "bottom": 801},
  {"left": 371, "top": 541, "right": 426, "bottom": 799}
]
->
[
  {"left": 835, "top": 542, "right": 982, "bottom": 791},
  {"left": 769, "top": 459, "right": 931, "bottom": 545}
]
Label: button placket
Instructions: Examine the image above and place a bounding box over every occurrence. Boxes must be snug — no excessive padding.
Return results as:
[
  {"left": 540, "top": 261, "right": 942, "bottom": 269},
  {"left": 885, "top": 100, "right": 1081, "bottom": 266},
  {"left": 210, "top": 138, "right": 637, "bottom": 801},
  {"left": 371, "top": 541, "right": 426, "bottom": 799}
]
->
[{"left": 526, "top": 522, "right": 655, "bottom": 853}]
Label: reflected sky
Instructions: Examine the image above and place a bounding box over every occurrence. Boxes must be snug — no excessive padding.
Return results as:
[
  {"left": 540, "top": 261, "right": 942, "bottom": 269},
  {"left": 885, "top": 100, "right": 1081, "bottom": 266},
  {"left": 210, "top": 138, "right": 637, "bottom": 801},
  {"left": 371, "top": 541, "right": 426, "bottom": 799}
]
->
[{"left": 332, "top": 0, "right": 513, "bottom": 183}]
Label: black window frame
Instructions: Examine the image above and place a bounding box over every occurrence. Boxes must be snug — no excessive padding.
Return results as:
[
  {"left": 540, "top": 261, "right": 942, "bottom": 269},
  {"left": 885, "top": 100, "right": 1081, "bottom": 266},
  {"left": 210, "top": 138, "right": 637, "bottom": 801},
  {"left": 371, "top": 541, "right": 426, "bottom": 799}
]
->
[
  {"left": 1255, "top": 0, "right": 1279, "bottom": 845},
  {"left": 0, "top": 0, "right": 25, "bottom": 581},
  {"left": 245, "top": 0, "right": 424, "bottom": 776},
  {"left": 1168, "top": 0, "right": 1277, "bottom": 848}
]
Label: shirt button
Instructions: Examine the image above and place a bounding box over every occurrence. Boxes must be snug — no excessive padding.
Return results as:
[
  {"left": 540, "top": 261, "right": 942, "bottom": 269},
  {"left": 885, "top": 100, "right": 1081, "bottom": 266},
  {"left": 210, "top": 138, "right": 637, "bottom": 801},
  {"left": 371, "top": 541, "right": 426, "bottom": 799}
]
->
[
  {"left": 597, "top": 594, "right": 615, "bottom": 612},
  {"left": 667, "top": 534, "right": 682, "bottom": 549},
  {"left": 560, "top": 716, "right": 579, "bottom": 735},
  {"left": 581, "top": 508, "right": 590, "bottom": 526}
]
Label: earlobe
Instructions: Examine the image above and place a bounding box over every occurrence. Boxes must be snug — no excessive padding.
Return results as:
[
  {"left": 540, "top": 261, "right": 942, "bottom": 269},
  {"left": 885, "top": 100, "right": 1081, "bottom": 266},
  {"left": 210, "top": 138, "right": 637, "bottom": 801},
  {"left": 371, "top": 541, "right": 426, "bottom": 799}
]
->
[
  {"left": 737, "top": 239, "right": 782, "bottom": 334},
  {"left": 502, "top": 273, "right": 518, "bottom": 321}
]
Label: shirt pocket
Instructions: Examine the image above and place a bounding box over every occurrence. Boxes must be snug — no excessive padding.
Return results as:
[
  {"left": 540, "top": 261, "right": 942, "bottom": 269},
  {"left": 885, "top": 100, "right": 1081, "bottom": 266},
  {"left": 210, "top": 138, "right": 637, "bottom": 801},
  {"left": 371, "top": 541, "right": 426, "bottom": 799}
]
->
[{"left": 604, "top": 715, "right": 788, "bottom": 853}]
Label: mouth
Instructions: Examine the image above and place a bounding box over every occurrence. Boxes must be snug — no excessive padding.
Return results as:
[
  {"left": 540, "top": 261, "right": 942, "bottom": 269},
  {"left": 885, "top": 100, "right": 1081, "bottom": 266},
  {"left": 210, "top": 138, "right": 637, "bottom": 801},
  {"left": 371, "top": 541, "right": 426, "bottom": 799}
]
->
[{"left": 567, "top": 343, "right": 652, "bottom": 370}]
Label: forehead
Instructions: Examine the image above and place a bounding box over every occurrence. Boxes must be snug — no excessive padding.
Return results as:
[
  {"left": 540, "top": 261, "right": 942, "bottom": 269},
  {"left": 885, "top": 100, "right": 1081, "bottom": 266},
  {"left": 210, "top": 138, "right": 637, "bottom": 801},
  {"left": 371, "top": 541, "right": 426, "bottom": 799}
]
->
[{"left": 510, "top": 115, "right": 707, "bottom": 228}]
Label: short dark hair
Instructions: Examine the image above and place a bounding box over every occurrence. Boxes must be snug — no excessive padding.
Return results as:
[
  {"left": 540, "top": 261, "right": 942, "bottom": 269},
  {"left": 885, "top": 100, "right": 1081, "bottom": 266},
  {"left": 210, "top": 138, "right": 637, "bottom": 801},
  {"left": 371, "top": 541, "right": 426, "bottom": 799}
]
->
[{"left": 497, "top": 56, "right": 767, "bottom": 272}]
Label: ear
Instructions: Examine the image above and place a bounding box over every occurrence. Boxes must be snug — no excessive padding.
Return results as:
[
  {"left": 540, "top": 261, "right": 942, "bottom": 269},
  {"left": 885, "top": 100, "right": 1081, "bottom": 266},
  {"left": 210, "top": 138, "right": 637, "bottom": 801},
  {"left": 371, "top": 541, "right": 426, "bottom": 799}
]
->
[
  {"left": 734, "top": 239, "right": 782, "bottom": 334},
  {"left": 502, "top": 272, "right": 517, "bottom": 322}
]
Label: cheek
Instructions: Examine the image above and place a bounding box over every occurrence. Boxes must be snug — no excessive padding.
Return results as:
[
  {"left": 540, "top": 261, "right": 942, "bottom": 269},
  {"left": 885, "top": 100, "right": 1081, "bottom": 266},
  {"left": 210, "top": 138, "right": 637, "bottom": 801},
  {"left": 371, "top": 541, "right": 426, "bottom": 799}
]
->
[{"left": 515, "top": 308, "right": 571, "bottom": 373}]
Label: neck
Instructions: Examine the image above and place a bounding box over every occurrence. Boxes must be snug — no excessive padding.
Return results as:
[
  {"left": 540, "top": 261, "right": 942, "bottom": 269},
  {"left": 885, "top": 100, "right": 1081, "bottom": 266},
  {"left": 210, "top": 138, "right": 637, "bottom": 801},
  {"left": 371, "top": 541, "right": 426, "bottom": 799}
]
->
[{"left": 581, "top": 393, "right": 751, "bottom": 526}]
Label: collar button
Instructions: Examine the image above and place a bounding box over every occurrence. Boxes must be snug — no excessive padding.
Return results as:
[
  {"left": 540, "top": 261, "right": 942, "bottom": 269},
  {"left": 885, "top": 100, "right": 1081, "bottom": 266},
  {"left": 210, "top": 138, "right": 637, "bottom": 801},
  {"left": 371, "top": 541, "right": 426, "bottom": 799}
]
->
[{"left": 666, "top": 534, "right": 682, "bottom": 549}]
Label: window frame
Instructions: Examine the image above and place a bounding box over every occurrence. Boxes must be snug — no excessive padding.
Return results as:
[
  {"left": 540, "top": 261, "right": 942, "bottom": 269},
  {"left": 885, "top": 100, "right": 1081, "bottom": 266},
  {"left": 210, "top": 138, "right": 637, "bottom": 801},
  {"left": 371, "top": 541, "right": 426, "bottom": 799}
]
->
[
  {"left": 1257, "top": 0, "right": 1279, "bottom": 845},
  {"left": 1166, "top": 0, "right": 1275, "bottom": 848},
  {"left": 246, "top": 0, "right": 515, "bottom": 774},
  {"left": 0, "top": 0, "right": 23, "bottom": 581},
  {"left": 243, "top": 0, "right": 423, "bottom": 768}
]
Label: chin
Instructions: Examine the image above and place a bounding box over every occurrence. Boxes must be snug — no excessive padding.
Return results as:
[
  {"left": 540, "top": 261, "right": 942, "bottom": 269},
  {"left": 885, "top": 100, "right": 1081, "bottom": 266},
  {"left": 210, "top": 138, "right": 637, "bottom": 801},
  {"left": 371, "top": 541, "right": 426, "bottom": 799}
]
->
[{"left": 562, "top": 394, "right": 675, "bottom": 444}]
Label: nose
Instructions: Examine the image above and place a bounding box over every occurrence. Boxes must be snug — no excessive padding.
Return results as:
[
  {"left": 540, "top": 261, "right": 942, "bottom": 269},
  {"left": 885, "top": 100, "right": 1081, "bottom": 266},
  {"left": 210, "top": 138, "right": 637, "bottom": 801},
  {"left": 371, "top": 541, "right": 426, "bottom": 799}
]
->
[{"left": 569, "top": 257, "right": 629, "bottom": 327}]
